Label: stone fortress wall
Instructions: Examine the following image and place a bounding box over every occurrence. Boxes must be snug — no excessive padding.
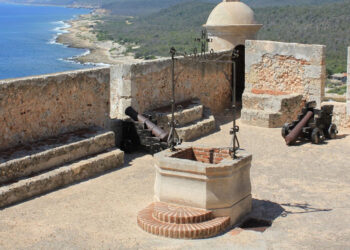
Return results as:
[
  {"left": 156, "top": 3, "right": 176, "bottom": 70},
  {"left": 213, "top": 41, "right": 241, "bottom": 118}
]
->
[
  {"left": 0, "top": 44, "right": 349, "bottom": 151},
  {"left": 110, "top": 51, "right": 232, "bottom": 119},
  {"left": 0, "top": 68, "right": 110, "bottom": 151},
  {"left": 347, "top": 47, "right": 350, "bottom": 115},
  {"left": 0, "top": 51, "right": 233, "bottom": 151},
  {"left": 245, "top": 40, "right": 326, "bottom": 106}
]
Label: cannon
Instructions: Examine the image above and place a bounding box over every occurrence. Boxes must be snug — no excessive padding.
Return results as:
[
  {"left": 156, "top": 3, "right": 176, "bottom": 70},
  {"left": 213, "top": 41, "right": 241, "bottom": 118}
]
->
[
  {"left": 125, "top": 106, "right": 168, "bottom": 141},
  {"left": 122, "top": 107, "right": 169, "bottom": 154},
  {"left": 282, "top": 101, "right": 338, "bottom": 145}
]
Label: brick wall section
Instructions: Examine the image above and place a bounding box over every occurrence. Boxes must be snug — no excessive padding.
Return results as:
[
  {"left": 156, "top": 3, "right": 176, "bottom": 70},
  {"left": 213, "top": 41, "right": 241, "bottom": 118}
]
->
[
  {"left": 111, "top": 51, "right": 232, "bottom": 118},
  {"left": 0, "top": 68, "right": 110, "bottom": 151},
  {"left": 245, "top": 40, "right": 326, "bottom": 107},
  {"left": 171, "top": 148, "right": 196, "bottom": 161},
  {"left": 171, "top": 147, "right": 230, "bottom": 164}
]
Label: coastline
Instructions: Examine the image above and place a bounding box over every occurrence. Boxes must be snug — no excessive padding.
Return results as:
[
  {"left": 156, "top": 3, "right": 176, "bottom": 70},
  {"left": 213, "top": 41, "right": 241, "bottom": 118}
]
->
[
  {"left": 55, "top": 11, "right": 143, "bottom": 65},
  {"left": 0, "top": 1, "right": 96, "bottom": 9}
]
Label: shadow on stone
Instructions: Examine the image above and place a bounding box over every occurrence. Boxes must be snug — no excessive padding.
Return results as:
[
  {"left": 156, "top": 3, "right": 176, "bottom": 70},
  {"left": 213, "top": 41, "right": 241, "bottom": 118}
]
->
[
  {"left": 250, "top": 199, "right": 285, "bottom": 221},
  {"left": 280, "top": 202, "right": 332, "bottom": 215},
  {"left": 228, "top": 199, "right": 284, "bottom": 235},
  {"left": 289, "top": 138, "right": 329, "bottom": 147}
]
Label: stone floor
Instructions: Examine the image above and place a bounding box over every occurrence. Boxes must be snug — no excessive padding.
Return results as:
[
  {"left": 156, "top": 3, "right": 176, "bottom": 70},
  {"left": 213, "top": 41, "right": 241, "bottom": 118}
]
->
[{"left": 0, "top": 117, "right": 349, "bottom": 249}]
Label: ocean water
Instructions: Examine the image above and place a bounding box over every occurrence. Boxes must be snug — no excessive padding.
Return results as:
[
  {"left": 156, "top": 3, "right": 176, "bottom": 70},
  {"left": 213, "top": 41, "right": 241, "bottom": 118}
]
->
[{"left": 0, "top": 3, "right": 93, "bottom": 80}]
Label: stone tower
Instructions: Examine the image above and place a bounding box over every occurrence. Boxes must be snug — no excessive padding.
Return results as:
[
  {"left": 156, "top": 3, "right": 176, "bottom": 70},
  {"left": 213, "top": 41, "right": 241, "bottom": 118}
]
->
[{"left": 204, "top": 0, "right": 262, "bottom": 51}]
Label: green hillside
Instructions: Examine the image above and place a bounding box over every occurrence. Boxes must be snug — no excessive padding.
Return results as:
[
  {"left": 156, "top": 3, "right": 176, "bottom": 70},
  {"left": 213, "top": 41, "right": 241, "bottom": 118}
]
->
[
  {"left": 257, "top": 1, "right": 350, "bottom": 73},
  {"left": 95, "top": 0, "right": 350, "bottom": 73},
  {"left": 1, "top": 0, "right": 346, "bottom": 15}
]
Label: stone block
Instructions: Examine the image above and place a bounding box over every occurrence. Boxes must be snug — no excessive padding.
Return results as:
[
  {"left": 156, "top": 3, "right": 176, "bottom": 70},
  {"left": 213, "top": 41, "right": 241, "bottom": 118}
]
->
[
  {"left": 241, "top": 93, "right": 304, "bottom": 128},
  {"left": 245, "top": 40, "right": 326, "bottom": 107},
  {"left": 241, "top": 109, "right": 282, "bottom": 128}
]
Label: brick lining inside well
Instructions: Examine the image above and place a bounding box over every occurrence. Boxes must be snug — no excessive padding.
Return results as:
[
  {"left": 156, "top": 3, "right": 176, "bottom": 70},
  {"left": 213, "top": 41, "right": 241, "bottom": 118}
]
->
[{"left": 171, "top": 147, "right": 230, "bottom": 164}]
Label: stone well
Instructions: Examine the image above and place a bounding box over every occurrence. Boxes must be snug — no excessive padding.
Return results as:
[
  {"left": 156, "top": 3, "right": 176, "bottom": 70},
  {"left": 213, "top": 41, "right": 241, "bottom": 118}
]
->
[{"left": 153, "top": 146, "right": 252, "bottom": 226}]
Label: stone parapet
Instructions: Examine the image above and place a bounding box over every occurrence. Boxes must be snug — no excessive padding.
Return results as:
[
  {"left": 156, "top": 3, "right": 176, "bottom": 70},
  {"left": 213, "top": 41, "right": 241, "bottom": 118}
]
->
[
  {"left": 0, "top": 68, "right": 110, "bottom": 151},
  {"left": 110, "top": 51, "right": 232, "bottom": 119}
]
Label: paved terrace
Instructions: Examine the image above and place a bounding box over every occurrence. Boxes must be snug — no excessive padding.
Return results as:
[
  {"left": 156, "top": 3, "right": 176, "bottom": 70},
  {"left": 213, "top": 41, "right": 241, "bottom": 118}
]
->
[{"left": 0, "top": 117, "right": 349, "bottom": 249}]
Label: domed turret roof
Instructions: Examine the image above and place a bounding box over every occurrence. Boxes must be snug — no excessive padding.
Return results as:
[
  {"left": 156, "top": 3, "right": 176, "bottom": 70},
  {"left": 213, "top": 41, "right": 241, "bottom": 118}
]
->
[{"left": 206, "top": 0, "right": 258, "bottom": 26}]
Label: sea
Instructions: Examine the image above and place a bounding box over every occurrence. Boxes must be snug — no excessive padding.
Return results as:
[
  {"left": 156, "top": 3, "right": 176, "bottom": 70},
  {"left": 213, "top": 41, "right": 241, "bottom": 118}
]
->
[{"left": 0, "top": 2, "right": 95, "bottom": 80}]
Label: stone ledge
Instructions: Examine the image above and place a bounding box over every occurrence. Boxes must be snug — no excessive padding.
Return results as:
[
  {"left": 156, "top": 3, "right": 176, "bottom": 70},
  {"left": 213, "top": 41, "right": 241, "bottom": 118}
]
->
[
  {"left": 241, "top": 109, "right": 283, "bottom": 128},
  {"left": 242, "top": 92, "right": 303, "bottom": 113},
  {"left": 0, "top": 148, "right": 124, "bottom": 208},
  {"left": 176, "top": 115, "right": 216, "bottom": 142},
  {"left": 0, "top": 128, "right": 115, "bottom": 184},
  {"left": 147, "top": 99, "right": 203, "bottom": 130}
]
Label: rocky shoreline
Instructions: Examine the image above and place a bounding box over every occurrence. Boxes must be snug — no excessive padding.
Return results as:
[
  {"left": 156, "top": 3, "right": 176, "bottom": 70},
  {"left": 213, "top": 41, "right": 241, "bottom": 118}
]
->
[{"left": 56, "top": 11, "right": 143, "bottom": 65}]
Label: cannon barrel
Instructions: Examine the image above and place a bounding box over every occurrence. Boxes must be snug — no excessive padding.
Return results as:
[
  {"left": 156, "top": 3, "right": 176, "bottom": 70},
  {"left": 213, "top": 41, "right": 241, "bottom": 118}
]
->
[
  {"left": 125, "top": 107, "right": 169, "bottom": 141},
  {"left": 285, "top": 111, "right": 313, "bottom": 145}
]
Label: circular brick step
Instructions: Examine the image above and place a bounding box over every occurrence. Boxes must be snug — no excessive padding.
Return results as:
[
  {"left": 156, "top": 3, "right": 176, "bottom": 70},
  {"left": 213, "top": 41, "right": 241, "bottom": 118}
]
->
[
  {"left": 153, "top": 202, "right": 213, "bottom": 224},
  {"left": 137, "top": 203, "right": 230, "bottom": 239}
]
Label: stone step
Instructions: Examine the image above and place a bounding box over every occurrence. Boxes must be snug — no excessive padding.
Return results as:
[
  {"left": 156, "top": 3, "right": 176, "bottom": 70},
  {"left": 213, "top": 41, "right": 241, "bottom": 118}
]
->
[
  {"left": 153, "top": 202, "right": 213, "bottom": 224},
  {"left": 241, "top": 108, "right": 283, "bottom": 128},
  {"left": 0, "top": 148, "right": 124, "bottom": 208},
  {"left": 176, "top": 112, "right": 216, "bottom": 142},
  {"left": 137, "top": 203, "right": 230, "bottom": 239},
  {"left": 0, "top": 128, "right": 115, "bottom": 185},
  {"left": 147, "top": 99, "right": 203, "bottom": 130},
  {"left": 242, "top": 92, "right": 303, "bottom": 113}
]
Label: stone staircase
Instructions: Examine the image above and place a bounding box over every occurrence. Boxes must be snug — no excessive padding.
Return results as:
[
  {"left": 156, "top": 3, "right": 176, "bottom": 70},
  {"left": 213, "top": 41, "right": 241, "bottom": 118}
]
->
[
  {"left": 0, "top": 127, "right": 124, "bottom": 208},
  {"left": 137, "top": 202, "right": 230, "bottom": 239},
  {"left": 241, "top": 92, "right": 304, "bottom": 128},
  {"left": 147, "top": 99, "right": 216, "bottom": 141}
]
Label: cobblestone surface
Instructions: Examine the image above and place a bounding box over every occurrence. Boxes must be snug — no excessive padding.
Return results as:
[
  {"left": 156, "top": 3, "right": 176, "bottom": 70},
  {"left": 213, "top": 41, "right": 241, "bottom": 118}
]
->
[{"left": 0, "top": 117, "right": 349, "bottom": 249}]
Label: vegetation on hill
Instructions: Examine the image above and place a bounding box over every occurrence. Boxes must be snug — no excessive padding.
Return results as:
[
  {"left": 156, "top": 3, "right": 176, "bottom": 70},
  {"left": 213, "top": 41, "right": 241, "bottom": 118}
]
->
[
  {"left": 257, "top": 1, "right": 350, "bottom": 74},
  {"left": 2, "top": 0, "right": 346, "bottom": 15},
  {"left": 95, "top": 0, "right": 350, "bottom": 73},
  {"left": 94, "top": 1, "right": 214, "bottom": 58},
  {"left": 3, "top": 0, "right": 348, "bottom": 72}
]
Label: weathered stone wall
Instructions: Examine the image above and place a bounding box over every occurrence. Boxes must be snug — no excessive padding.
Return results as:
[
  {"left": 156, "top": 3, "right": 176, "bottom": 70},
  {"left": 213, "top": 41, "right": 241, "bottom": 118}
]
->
[
  {"left": 321, "top": 102, "right": 350, "bottom": 128},
  {"left": 0, "top": 68, "right": 110, "bottom": 151},
  {"left": 347, "top": 47, "right": 350, "bottom": 116},
  {"left": 111, "top": 52, "right": 232, "bottom": 118},
  {"left": 245, "top": 40, "right": 326, "bottom": 106}
]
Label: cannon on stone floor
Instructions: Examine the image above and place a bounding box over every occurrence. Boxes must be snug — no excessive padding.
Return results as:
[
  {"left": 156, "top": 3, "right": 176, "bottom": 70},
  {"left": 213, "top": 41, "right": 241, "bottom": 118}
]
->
[
  {"left": 282, "top": 101, "right": 338, "bottom": 145},
  {"left": 122, "top": 106, "right": 169, "bottom": 154}
]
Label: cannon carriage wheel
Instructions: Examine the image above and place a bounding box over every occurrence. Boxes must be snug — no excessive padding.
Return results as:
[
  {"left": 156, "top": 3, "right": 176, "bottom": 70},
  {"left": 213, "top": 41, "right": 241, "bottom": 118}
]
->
[
  {"left": 311, "top": 128, "right": 325, "bottom": 144},
  {"left": 282, "top": 123, "right": 291, "bottom": 138},
  {"left": 327, "top": 123, "right": 338, "bottom": 139}
]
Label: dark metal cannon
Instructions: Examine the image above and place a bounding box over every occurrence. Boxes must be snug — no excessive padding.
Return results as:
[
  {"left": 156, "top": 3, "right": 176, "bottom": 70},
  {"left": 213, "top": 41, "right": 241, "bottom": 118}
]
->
[
  {"left": 282, "top": 101, "right": 338, "bottom": 145},
  {"left": 125, "top": 106, "right": 168, "bottom": 141}
]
